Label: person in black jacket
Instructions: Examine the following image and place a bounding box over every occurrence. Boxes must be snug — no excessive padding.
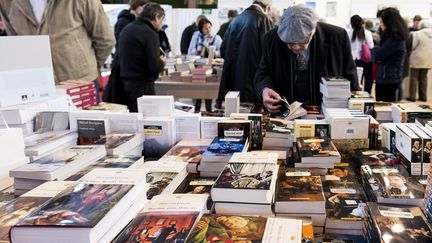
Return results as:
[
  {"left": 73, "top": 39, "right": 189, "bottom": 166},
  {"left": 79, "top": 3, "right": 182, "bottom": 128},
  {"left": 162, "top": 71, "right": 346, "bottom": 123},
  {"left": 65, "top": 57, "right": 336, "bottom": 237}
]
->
[
  {"left": 118, "top": 3, "right": 166, "bottom": 112},
  {"left": 217, "top": 0, "right": 274, "bottom": 104},
  {"left": 254, "top": 4, "right": 359, "bottom": 113},
  {"left": 372, "top": 8, "right": 408, "bottom": 102},
  {"left": 180, "top": 15, "right": 205, "bottom": 55}
]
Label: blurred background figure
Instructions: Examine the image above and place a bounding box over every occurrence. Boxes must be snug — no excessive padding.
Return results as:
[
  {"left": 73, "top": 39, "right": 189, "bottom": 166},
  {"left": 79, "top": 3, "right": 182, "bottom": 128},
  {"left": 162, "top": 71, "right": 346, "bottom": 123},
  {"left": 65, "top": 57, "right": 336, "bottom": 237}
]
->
[
  {"left": 408, "top": 21, "right": 432, "bottom": 102},
  {"left": 180, "top": 15, "right": 206, "bottom": 55},
  {"left": 159, "top": 24, "right": 172, "bottom": 55},
  {"left": 217, "top": 9, "right": 238, "bottom": 40},
  {"left": 348, "top": 15, "right": 374, "bottom": 94},
  {"left": 409, "top": 15, "right": 422, "bottom": 32},
  {"left": 268, "top": 7, "right": 281, "bottom": 25},
  {"left": 0, "top": 16, "right": 6, "bottom": 36},
  {"left": 365, "top": 20, "right": 380, "bottom": 45}
]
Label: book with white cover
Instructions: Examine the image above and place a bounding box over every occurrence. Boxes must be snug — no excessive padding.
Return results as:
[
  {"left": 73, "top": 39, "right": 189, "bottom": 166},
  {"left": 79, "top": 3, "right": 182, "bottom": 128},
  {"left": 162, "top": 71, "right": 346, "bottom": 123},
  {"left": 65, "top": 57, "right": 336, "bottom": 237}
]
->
[
  {"left": 34, "top": 111, "right": 70, "bottom": 132},
  {"left": 140, "top": 117, "right": 176, "bottom": 158},
  {"left": 395, "top": 124, "right": 421, "bottom": 175},
  {"left": 214, "top": 202, "right": 274, "bottom": 216},
  {"left": 10, "top": 145, "right": 106, "bottom": 181},
  {"left": 186, "top": 214, "right": 302, "bottom": 243},
  {"left": 68, "top": 110, "right": 107, "bottom": 131},
  {"left": 24, "top": 130, "right": 78, "bottom": 156},
  {"left": 112, "top": 194, "right": 208, "bottom": 243},
  {"left": 174, "top": 110, "right": 201, "bottom": 141},
  {"left": 105, "top": 112, "right": 143, "bottom": 133},
  {"left": 0, "top": 128, "right": 26, "bottom": 163},
  {"left": 0, "top": 181, "right": 74, "bottom": 243},
  {"left": 11, "top": 168, "right": 148, "bottom": 243},
  {"left": 224, "top": 91, "right": 240, "bottom": 117},
  {"left": 137, "top": 95, "right": 174, "bottom": 117},
  {"left": 0, "top": 101, "right": 50, "bottom": 125},
  {"left": 200, "top": 116, "right": 229, "bottom": 139},
  {"left": 229, "top": 152, "right": 279, "bottom": 164},
  {"left": 0, "top": 36, "right": 56, "bottom": 107}
]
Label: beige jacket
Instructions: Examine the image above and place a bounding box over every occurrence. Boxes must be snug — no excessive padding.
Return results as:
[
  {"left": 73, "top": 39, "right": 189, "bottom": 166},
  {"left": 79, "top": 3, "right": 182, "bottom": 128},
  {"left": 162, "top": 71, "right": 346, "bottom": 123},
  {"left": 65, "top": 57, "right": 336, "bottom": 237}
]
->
[
  {"left": 410, "top": 28, "right": 432, "bottom": 69},
  {"left": 0, "top": 0, "right": 115, "bottom": 83}
]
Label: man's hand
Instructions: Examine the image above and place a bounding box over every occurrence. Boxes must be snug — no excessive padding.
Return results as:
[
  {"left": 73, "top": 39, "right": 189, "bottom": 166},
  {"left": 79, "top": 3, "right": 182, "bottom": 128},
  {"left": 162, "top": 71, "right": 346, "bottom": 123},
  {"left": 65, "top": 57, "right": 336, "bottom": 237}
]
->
[
  {"left": 262, "top": 87, "right": 282, "bottom": 113},
  {"left": 160, "top": 56, "right": 167, "bottom": 65}
]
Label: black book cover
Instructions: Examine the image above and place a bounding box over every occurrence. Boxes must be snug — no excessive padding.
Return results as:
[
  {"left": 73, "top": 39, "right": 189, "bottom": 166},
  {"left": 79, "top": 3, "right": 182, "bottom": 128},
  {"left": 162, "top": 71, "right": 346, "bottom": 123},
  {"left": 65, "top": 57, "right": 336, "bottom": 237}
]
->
[{"left": 77, "top": 119, "right": 107, "bottom": 145}]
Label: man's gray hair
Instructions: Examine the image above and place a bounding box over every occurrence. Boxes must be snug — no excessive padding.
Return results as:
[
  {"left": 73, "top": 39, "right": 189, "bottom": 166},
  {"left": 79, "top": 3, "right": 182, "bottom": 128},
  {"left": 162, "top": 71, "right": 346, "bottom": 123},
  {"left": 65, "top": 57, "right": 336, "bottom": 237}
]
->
[{"left": 277, "top": 4, "right": 318, "bottom": 43}]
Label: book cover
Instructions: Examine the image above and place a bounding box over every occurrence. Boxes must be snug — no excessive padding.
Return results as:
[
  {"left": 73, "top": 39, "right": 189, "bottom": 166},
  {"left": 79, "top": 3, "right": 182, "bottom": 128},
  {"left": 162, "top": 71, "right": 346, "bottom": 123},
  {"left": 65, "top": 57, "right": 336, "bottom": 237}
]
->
[
  {"left": 356, "top": 150, "right": 402, "bottom": 167},
  {"left": 366, "top": 166, "right": 424, "bottom": 200},
  {"left": 175, "top": 176, "right": 216, "bottom": 195},
  {"left": 77, "top": 119, "right": 109, "bottom": 145},
  {"left": 230, "top": 113, "right": 263, "bottom": 150},
  {"left": 323, "top": 181, "right": 366, "bottom": 222},
  {"left": 24, "top": 130, "right": 72, "bottom": 147},
  {"left": 326, "top": 163, "right": 357, "bottom": 181},
  {"left": 160, "top": 144, "right": 208, "bottom": 164},
  {"left": 65, "top": 155, "right": 142, "bottom": 181},
  {"left": 277, "top": 175, "right": 325, "bottom": 202},
  {"left": 264, "top": 118, "right": 294, "bottom": 136},
  {"left": 186, "top": 214, "right": 268, "bottom": 242},
  {"left": 18, "top": 183, "right": 132, "bottom": 227},
  {"left": 369, "top": 203, "right": 432, "bottom": 242},
  {"left": 297, "top": 137, "right": 340, "bottom": 159},
  {"left": 113, "top": 211, "right": 199, "bottom": 243},
  {"left": 214, "top": 163, "right": 274, "bottom": 190},
  {"left": 203, "top": 137, "right": 247, "bottom": 157},
  {"left": 217, "top": 120, "right": 251, "bottom": 141},
  {"left": 92, "top": 133, "right": 135, "bottom": 149},
  {"left": 146, "top": 172, "right": 178, "bottom": 200}
]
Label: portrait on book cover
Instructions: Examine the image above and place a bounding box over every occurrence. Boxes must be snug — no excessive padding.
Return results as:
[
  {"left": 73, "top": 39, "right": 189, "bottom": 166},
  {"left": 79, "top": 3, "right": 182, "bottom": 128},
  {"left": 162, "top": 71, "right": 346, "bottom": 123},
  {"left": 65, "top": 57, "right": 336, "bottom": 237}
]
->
[
  {"left": 214, "top": 163, "right": 274, "bottom": 190},
  {"left": 19, "top": 183, "right": 132, "bottom": 227},
  {"left": 113, "top": 211, "right": 199, "bottom": 243},
  {"left": 95, "top": 133, "right": 134, "bottom": 149},
  {"left": 411, "top": 140, "right": 422, "bottom": 163},
  {"left": 163, "top": 146, "right": 206, "bottom": 163},
  {"left": 186, "top": 215, "right": 267, "bottom": 242},
  {"left": 375, "top": 173, "right": 424, "bottom": 198},
  {"left": 365, "top": 152, "right": 401, "bottom": 166}
]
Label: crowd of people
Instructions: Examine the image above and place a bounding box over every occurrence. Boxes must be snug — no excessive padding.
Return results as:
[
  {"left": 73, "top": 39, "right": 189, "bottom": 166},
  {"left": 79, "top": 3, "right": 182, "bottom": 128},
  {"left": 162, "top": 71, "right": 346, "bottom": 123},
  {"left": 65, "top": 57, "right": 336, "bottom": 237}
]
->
[{"left": 0, "top": 0, "right": 430, "bottom": 112}]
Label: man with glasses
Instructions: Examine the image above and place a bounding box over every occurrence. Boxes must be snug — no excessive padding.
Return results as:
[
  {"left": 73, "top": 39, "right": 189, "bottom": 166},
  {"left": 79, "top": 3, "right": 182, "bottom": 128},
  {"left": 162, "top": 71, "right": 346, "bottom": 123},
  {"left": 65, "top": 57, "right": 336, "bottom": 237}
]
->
[{"left": 254, "top": 4, "right": 359, "bottom": 113}]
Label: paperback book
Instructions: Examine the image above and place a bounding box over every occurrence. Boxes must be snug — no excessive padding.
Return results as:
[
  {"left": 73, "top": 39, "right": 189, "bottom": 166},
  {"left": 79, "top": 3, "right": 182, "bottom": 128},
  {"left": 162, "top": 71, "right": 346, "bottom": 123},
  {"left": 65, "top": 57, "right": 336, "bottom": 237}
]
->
[
  {"left": 296, "top": 137, "right": 341, "bottom": 163},
  {"left": 174, "top": 175, "right": 216, "bottom": 210}
]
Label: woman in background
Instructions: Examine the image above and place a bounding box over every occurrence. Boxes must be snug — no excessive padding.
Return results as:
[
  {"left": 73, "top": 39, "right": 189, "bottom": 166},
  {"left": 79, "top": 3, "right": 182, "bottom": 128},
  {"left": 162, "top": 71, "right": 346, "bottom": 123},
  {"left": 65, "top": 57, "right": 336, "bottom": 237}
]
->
[
  {"left": 348, "top": 15, "right": 374, "bottom": 94},
  {"left": 188, "top": 17, "right": 222, "bottom": 113},
  {"left": 372, "top": 8, "right": 408, "bottom": 102}
]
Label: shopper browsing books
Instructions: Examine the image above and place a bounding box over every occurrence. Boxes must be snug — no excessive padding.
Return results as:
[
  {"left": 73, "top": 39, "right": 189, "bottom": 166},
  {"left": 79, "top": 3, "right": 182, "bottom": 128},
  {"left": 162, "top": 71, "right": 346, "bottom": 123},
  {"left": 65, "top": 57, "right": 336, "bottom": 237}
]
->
[
  {"left": 254, "top": 4, "right": 359, "bottom": 113},
  {"left": 117, "top": 3, "right": 166, "bottom": 112}
]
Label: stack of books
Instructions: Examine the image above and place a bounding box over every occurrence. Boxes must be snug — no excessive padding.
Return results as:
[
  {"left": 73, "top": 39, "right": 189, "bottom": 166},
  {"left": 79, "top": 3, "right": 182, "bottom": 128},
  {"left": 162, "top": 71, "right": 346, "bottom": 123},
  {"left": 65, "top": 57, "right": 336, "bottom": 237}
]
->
[
  {"left": 353, "top": 150, "right": 402, "bottom": 172},
  {"left": 211, "top": 152, "right": 279, "bottom": 216},
  {"left": 294, "top": 137, "right": 341, "bottom": 169},
  {"left": 348, "top": 91, "right": 375, "bottom": 116},
  {"left": 374, "top": 101, "right": 393, "bottom": 123},
  {"left": 263, "top": 118, "right": 295, "bottom": 150},
  {"left": 0, "top": 181, "right": 74, "bottom": 243},
  {"left": 10, "top": 168, "right": 148, "bottom": 243},
  {"left": 112, "top": 194, "right": 208, "bottom": 243},
  {"left": 191, "top": 67, "right": 212, "bottom": 83},
  {"left": 361, "top": 165, "right": 424, "bottom": 206},
  {"left": 56, "top": 80, "right": 97, "bottom": 109},
  {"left": 10, "top": 145, "right": 106, "bottom": 195},
  {"left": 395, "top": 124, "right": 428, "bottom": 176},
  {"left": 275, "top": 167, "right": 326, "bottom": 232},
  {"left": 323, "top": 164, "right": 367, "bottom": 236},
  {"left": 230, "top": 113, "right": 263, "bottom": 150},
  {"left": 24, "top": 130, "right": 78, "bottom": 160},
  {"left": 199, "top": 120, "right": 250, "bottom": 177},
  {"left": 186, "top": 214, "right": 303, "bottom": 243},
  {"left": 392, "top": 103, "right": 432, "bottom": 123},
  {"left": 324, "top": 108, "right": 370, "bottom": 140},
  {"left": 139, "top": 117, "right": 176, "bottom": 159},
  {"left": 173, "top": 110, "right": 201, "bottom": 141},
  {"left": 424, "top": 162, "right": 432, "bottom": 224},
  {"left": 0, "top": 128, "right": 29, "bottom": 190},
  {"left": 364, "top": 202, "right": 432, "bottom": 243},
  {"left": 159, "top": 138, "right": 212, "bottom": 174},
  {"left": 320, "top": 76, "right": 351, "bottom": 111},
  {"left": 92, "top": 133, "right": 145, "bottom": 157}
]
